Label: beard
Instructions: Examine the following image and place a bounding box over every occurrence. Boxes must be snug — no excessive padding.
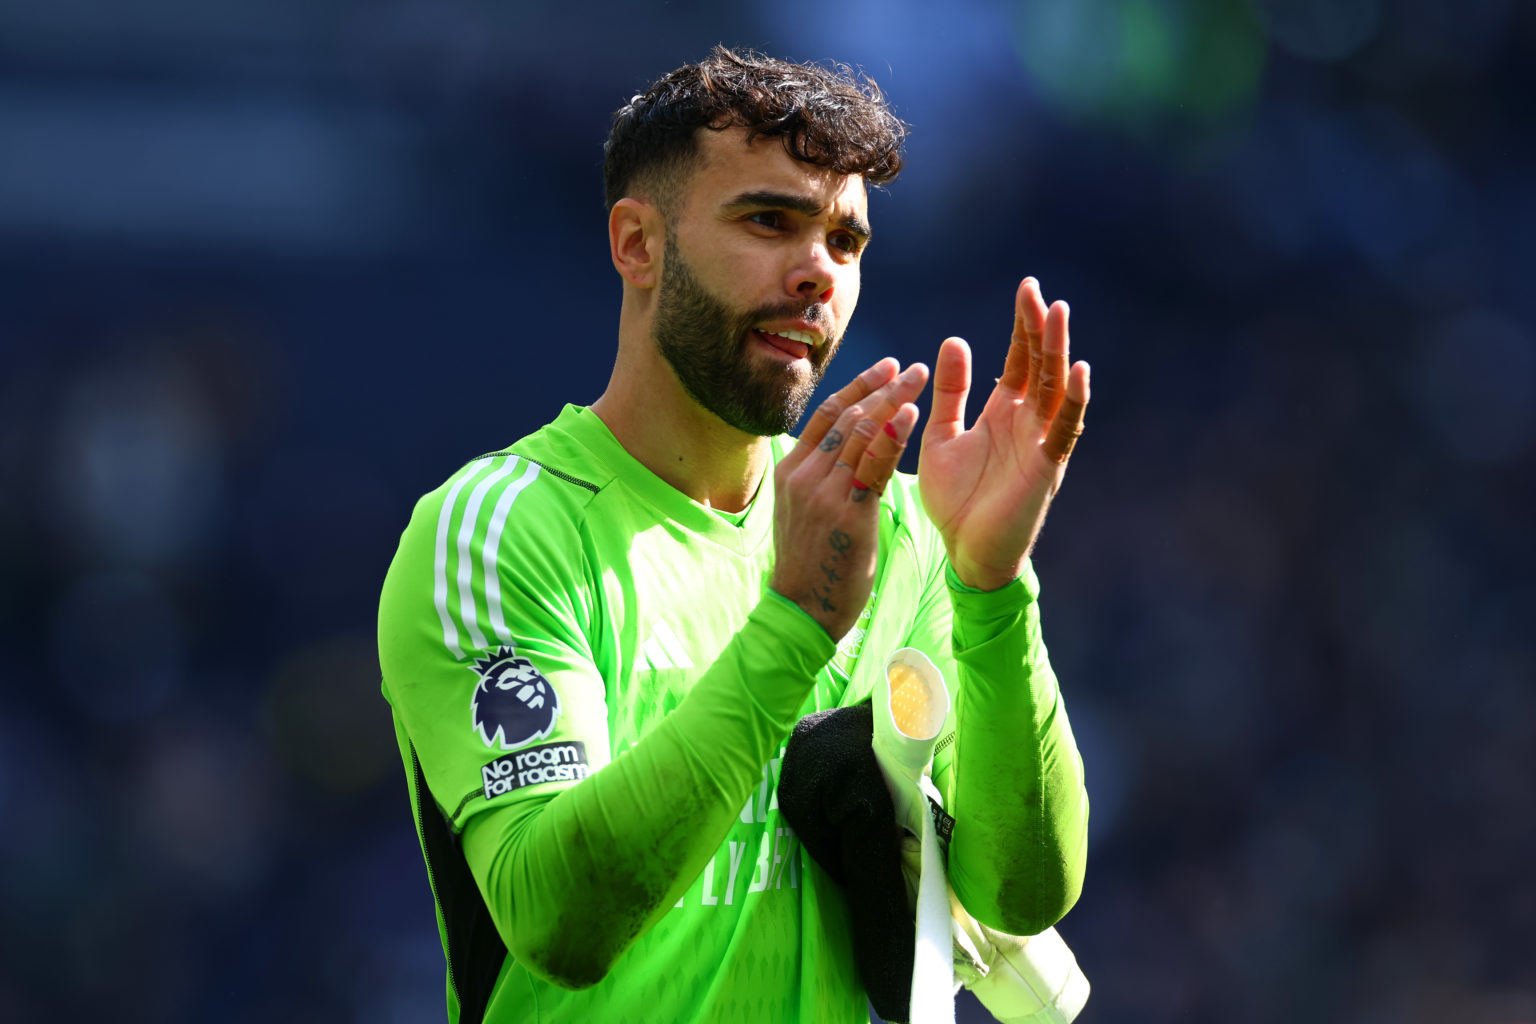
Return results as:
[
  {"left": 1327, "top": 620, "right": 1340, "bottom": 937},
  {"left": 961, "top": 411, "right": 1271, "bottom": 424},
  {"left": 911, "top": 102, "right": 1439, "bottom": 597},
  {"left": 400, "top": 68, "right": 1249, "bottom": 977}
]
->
[{"left": 653, "top": 233, "right": 841, "bottom": 437}]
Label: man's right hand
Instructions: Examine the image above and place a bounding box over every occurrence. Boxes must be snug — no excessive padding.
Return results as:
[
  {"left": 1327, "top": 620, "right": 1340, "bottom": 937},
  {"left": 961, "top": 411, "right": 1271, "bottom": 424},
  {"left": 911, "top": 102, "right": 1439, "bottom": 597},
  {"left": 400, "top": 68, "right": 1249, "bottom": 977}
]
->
[{"left": 769, "top": 358, "right": 929, "bottom": 640}]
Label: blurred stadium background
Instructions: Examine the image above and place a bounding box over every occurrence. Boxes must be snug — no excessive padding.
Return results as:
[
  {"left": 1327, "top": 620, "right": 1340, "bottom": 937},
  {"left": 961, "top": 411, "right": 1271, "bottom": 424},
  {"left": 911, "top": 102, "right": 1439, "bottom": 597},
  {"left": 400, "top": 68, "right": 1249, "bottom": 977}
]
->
[{"left": 1, "top": 1, "right": 1533, "bottom": 1021}]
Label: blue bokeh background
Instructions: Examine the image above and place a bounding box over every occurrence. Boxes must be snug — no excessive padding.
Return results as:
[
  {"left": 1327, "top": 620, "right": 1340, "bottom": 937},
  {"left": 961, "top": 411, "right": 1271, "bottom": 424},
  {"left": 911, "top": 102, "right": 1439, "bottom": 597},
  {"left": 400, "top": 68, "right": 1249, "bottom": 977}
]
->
[{"left": 2, "top": 1, "right": 1533, "bottom": 1021}]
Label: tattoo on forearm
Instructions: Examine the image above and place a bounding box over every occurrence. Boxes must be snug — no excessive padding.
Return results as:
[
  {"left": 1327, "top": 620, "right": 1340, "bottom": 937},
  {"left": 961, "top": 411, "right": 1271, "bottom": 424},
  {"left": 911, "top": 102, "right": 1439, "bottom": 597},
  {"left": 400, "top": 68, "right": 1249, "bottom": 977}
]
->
[
  {"left": 820, "top": 561, "right": 841, "bottom": 583},
  {"left": 820, "top": 429, "right": 844, "bottom": 452},
  {"left": 829, "top": 529, "right": 852, "bottom": 554}
]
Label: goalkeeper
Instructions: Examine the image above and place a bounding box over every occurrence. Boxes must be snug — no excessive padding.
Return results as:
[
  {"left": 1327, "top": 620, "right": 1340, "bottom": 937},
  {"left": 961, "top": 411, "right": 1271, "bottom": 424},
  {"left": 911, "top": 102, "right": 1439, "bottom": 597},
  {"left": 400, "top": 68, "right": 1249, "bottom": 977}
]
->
[{"left": 378, "top": 45, "right": 1091, "bottom": 1024}]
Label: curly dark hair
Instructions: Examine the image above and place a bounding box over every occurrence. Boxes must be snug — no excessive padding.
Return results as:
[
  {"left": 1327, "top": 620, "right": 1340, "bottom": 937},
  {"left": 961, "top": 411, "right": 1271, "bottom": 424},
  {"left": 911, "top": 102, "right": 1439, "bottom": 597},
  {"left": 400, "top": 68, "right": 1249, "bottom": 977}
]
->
[{"left": 602, "top": 46, "right": 908, "bottom": 212}]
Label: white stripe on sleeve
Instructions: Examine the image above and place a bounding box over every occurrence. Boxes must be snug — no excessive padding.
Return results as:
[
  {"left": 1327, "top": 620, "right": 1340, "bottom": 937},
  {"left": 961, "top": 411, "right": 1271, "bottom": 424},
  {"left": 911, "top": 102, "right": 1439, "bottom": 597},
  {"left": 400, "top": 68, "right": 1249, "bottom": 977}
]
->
[
  {"left": 433, "top": 459, "right": 494, "bottom": 660},
  {"left": 483, "top": 459, "right": 543, "bottom": 644},
  {"left": 454, "top": 456, "right": 521, "bottom": 653}
]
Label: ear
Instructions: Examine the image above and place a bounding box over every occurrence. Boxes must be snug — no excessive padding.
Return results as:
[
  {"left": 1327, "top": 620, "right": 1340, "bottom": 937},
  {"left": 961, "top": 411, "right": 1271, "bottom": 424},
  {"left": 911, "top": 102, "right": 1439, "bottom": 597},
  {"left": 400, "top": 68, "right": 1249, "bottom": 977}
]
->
[{"left": 609, "top": 198, "right": 665, "bottom": 289}]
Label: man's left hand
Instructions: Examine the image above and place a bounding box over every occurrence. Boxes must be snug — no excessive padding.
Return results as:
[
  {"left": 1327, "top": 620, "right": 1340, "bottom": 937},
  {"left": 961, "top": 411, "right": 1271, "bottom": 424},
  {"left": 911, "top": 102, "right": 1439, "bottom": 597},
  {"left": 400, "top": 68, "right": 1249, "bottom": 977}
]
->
[{"left": 917, "top": 277, "right": 1090, "bottom": 591}]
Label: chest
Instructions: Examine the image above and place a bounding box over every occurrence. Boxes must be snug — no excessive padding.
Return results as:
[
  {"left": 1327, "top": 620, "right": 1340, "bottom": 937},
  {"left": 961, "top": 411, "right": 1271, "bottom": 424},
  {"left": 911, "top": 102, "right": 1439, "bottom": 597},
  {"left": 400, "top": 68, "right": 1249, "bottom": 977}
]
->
[{"left": 587, "top": 505, "right": 936, "bottom": 758}]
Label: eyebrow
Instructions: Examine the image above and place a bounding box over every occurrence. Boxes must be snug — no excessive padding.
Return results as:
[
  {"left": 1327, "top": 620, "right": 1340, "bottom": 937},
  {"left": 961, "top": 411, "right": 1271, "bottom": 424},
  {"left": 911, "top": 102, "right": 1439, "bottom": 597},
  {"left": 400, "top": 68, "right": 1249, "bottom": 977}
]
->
[{"left": 722, "top": 189, "right": 872, "bottom": 243}]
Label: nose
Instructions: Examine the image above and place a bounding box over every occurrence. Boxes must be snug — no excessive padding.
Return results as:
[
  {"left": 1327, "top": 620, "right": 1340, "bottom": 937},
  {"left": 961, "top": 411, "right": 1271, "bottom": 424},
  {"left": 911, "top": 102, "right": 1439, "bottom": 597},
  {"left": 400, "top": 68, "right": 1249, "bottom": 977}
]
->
[{"left": 787, "top": 241, "right": 837, "bottom": 305}]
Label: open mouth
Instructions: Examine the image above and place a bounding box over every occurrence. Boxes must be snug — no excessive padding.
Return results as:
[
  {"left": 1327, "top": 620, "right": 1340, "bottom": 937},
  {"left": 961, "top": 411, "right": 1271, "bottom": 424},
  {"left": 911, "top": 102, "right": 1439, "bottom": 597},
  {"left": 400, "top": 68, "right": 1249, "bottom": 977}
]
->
[{"left": 751, "top": 328, "right": 812, "bottom": 361}]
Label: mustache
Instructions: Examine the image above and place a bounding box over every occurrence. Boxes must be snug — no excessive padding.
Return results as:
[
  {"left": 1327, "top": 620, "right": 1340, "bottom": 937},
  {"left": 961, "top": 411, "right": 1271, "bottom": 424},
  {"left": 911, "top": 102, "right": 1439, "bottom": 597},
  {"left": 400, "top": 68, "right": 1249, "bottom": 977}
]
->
[{"left": 741, "top": 300, "right": 832, "bottom": 336}]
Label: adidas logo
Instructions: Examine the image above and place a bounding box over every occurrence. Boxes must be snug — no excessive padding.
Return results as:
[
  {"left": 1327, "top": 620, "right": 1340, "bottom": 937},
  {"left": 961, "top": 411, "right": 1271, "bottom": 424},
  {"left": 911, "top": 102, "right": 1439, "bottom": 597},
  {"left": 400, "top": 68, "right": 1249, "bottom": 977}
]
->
[{"left": 632, "top": 621, "right": 695, "bottom": 672}]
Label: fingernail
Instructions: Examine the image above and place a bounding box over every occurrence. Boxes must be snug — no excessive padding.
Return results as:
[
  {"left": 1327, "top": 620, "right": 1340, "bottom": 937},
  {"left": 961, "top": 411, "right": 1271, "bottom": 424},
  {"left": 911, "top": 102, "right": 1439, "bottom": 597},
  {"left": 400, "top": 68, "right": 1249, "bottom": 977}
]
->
[{"left": 883, "top": 421, "right": 897, "bottom": 439}]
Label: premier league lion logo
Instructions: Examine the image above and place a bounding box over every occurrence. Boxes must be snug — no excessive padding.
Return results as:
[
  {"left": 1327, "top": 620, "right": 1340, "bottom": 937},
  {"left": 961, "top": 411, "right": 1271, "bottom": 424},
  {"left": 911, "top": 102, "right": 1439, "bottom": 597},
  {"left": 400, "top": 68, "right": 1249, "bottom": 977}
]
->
[{"left": 470, "top": 646, "right": 561, "bottom": 750}]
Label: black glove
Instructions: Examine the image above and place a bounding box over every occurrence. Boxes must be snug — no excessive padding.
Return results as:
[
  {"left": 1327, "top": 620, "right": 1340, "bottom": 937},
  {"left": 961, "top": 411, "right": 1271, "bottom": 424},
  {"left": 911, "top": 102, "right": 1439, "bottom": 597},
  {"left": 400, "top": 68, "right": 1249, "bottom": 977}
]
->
[{"left": 777, "top": 702, "right": 914, "bottom": 1024}]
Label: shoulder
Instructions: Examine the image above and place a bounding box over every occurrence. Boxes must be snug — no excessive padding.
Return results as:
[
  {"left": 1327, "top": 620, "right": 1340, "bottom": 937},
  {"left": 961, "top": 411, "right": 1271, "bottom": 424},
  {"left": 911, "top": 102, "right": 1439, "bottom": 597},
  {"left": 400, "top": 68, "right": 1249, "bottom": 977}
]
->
[
  {"left": 405, "top": 412, "right": 613, "bottom": 548},
  {"left": 383, "top": 413, "right": 616, "bottom": 605},
  {"left": 380, "top": 414, "right": 614, "bottom": 669}
]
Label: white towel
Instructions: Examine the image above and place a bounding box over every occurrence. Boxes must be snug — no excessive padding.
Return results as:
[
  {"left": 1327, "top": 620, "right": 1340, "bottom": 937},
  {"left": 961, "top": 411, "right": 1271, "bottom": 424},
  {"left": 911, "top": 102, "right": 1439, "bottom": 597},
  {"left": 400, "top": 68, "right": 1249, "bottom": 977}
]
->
[
  {"left": 872, "top": 648, "right": 1090, "bottom": 1024},
  {"left": 873, "top": 648, "right": 955, "bottom": 1024}
]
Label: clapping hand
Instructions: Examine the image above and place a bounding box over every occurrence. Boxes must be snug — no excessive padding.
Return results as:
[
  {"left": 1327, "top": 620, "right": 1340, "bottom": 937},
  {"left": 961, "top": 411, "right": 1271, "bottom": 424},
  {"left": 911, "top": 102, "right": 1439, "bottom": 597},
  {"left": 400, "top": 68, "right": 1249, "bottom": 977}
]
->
[
  {"left": 771, "top": 359, "right": 929, "bottom": 638},
  {"left": 917, "top": 277, "right": 1090, "bottom": 591}
]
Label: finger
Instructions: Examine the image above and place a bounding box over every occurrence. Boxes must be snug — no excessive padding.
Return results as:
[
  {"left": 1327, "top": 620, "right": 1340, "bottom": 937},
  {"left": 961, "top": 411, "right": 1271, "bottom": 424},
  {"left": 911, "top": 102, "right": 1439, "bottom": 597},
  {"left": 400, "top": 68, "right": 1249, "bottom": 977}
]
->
[
  {"left": 803, "top": 364, "right": 928, "bottom": 472},
  {"left": 1019, "top": 279, "right": 1048, "bottom": 407},
  {"left": 831, "top": 415, "right": 880, "bottom": 490},
  {"left": 924, "top": 337, "right": 970, "bottom": 445},
  {"left": 789, "top": 357, "right": 898, "bottom": 464},
  {"left": 853, "top": 402, "right": 919, "bottom": 497},
  {"left": 810, "top": 400, "right": 872, "bottom": 468},
  {"left": 785, "top": 358, "right": 899, "bottom": 472},
  {"left": 999, "top": 276, "right": 1044, "bottom": 394},
  {"left": 1037, "top": 300, "right": 1070, "bottom": 424},
  {"left": 851, "top": 362, "right": 928, "bottom": 435},
  {"left": 1042, "top": 360, "right": 1089, "bottom": 464}
]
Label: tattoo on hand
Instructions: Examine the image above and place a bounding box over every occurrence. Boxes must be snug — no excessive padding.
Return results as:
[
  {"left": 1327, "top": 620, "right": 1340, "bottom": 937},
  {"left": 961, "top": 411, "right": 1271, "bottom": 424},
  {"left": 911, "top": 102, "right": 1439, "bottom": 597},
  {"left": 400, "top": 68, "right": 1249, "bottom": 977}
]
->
[
  {"left": 805, "top": 530, "right": 852, "bottom": 618},
  {"left": 820, "top": 429, "right": 844, "bottom": 452},
  {"left": 812, "top": 583, "right": 836, "bottom": 612},
  {"left": 851, "top": 487, "right": 872, "bottom": 503}
]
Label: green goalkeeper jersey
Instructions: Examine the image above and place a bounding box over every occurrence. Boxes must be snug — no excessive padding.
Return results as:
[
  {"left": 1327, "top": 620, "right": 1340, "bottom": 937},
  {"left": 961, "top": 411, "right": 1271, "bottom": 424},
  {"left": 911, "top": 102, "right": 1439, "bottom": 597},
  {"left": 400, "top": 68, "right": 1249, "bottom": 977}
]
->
[{"left": 378, "top": 404, "right": 1088, "bottom": 1024}]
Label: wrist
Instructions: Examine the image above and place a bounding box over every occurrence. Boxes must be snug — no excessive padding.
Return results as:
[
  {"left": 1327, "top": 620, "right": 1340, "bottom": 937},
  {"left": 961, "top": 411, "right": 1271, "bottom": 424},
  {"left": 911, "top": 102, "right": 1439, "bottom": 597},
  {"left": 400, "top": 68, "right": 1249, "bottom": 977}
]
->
[
  {"left": 946, "top": 556, "right": 1024, "bottom": 593},
  {"left": 946, "top": 561, "right": 1040, "bottom": 651},
  {"left": 765, "top": 583, "right": 854, "bottom": 642}
]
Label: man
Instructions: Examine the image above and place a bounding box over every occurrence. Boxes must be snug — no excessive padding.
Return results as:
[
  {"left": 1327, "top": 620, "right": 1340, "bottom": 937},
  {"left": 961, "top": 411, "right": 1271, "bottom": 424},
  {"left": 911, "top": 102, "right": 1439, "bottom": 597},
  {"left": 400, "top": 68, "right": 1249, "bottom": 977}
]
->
[{"left": 378, "top": 46, "right": 1091, "bottom": 1023}]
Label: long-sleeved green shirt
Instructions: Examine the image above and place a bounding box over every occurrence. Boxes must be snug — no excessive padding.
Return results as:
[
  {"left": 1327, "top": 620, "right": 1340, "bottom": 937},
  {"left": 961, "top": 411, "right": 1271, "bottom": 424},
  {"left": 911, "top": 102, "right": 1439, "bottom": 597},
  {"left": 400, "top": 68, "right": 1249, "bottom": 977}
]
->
[{"left": 378, "top": 404, "right": 1087, "bottom": 1023}]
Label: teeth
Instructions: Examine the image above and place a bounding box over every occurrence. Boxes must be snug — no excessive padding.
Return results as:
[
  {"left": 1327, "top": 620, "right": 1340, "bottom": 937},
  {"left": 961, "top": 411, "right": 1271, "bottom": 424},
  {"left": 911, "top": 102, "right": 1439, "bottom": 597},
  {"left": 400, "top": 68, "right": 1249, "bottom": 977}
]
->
[{"left": 763, "top": 329, "right": 816, "bottom": 346}]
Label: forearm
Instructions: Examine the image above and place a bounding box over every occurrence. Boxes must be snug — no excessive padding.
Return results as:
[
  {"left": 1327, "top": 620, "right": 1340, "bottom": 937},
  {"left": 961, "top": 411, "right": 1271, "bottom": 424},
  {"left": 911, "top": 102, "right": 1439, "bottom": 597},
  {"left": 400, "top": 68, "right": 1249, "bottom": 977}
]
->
[
  {"left": 462, "top": 592, "right": 834, "bottom": 988},
  {"left": 945, "top": 562, "right": 1088, "bottom": 936}
]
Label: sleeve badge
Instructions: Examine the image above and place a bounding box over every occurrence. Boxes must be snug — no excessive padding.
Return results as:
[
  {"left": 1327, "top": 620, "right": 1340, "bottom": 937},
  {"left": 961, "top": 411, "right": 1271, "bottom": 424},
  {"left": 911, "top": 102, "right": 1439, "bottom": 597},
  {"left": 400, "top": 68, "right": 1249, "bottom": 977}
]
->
[{"left": 470, "top": 646, "right": 562, "bottom": 750}]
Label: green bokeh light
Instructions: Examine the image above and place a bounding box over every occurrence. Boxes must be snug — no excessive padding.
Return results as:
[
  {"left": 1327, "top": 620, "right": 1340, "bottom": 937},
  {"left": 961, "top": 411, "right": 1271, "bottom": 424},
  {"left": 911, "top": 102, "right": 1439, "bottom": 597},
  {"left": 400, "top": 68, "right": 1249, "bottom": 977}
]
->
[{"left": 1014, "top": 0, "right": 1268, "bottom": 143}]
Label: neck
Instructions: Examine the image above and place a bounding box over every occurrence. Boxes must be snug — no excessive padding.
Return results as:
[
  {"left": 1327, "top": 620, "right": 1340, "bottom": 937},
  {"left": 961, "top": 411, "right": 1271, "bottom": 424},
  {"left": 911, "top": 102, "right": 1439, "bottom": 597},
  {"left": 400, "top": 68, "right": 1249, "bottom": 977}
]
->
[{"left": 591, "top": 298, "right": 771, "bottom": 513}]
